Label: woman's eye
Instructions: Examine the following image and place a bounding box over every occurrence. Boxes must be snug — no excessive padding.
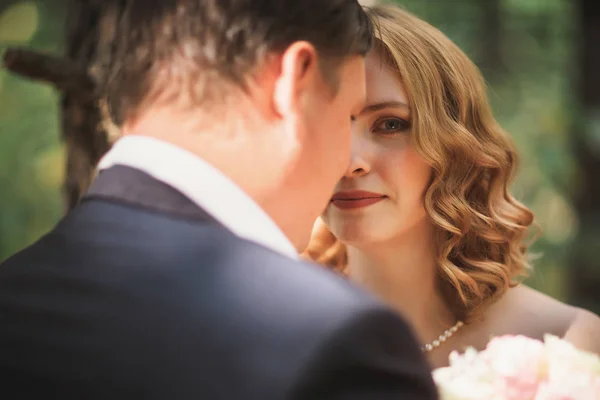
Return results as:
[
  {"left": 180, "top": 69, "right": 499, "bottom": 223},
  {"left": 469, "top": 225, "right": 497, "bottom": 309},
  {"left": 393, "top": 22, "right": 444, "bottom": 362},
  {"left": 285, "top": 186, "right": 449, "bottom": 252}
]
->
[{"left": 373, "top": 117, "right": 411, "bottom": 134}]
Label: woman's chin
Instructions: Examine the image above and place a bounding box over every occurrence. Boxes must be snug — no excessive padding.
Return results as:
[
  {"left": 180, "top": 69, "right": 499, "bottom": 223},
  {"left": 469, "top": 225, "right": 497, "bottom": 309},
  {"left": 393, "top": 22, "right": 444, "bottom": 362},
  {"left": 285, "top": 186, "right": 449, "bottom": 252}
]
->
[{"left": 332, "top": 226, "right": 392, "bottom": 248}]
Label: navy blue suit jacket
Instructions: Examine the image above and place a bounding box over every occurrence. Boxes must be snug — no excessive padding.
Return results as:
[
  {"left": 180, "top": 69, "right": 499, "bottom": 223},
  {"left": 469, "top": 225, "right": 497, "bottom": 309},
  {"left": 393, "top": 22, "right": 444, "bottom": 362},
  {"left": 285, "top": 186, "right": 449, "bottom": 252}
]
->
[{"left": 0, "top": 166, "right": 437, "bottom": 399}]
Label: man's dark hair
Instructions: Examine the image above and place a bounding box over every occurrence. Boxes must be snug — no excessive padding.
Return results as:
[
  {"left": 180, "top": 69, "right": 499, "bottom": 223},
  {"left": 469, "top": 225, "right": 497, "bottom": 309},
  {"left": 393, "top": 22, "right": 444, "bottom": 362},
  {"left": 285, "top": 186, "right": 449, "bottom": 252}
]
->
[{"left": 105, "top": 0, "right": 373, "bottom": 125}]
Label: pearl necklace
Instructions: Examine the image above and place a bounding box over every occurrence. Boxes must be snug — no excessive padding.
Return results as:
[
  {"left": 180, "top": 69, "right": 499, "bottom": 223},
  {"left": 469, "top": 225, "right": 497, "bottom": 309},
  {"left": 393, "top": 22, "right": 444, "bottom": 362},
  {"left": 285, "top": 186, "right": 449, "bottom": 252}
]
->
[{"left": 421, "top": 321, "right": 464, "bottom": 352}]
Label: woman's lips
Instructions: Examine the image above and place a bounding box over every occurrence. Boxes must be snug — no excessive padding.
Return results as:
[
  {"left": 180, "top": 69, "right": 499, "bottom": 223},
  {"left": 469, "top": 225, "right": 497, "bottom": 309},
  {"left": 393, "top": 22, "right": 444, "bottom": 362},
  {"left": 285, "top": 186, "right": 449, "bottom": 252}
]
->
[{"left": 330, "top": 190, "right": 387, "bottom": 210}]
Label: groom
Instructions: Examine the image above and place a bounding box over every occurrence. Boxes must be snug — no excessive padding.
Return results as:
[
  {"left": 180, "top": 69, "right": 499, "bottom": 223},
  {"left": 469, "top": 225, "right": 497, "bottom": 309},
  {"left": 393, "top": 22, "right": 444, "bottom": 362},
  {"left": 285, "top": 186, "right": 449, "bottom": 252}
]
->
[{"left": 0, "top": 0, "right": 436, "bottom": 398}]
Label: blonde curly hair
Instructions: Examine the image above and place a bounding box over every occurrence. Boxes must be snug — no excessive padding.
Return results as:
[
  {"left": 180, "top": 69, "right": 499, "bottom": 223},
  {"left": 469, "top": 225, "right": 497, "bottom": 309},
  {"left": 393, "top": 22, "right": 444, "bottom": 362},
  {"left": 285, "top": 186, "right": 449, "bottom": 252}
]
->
[{"left": 303, "top": 4, "right": 536, "bottom": 323}]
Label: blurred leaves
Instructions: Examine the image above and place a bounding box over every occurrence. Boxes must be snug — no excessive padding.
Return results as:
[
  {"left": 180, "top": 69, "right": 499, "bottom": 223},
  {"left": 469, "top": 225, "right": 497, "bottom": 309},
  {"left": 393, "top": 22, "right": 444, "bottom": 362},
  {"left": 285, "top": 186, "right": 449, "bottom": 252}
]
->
[
  {"left": 0, "top": 1, "right": 38, "bottom": 43},
  {"left": 504, "top": 0, "right": 565, "bottom": 14},
  {"left": 0, "top": 70, "right": 63, "bottom": 259},
  {"left": 583, "top": 108, "right": 600, "bottom": 156},
  {"left": 0, "top": 0, "right": 65, "bottom": 260}
]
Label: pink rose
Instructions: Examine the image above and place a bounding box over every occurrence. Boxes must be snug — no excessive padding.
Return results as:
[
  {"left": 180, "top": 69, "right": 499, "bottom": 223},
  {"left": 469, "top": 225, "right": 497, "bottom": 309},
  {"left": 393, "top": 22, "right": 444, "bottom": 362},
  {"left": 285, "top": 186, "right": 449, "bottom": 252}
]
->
[
  {"left": 480, "top": 335, "right": 548, "bottom": 400},
  {"left": 534, "top": 372, "right": 600, "bottom": 400},
  {"left": 432, "top": 335, "right": 600, "bottom": 400}
]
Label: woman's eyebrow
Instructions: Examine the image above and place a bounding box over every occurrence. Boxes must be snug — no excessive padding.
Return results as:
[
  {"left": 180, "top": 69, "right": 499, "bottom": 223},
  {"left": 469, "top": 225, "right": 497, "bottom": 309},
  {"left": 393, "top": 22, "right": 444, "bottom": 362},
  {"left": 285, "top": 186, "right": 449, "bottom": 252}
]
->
[{"left": 359, "top": 101, "right": 410, "bottom": 116}]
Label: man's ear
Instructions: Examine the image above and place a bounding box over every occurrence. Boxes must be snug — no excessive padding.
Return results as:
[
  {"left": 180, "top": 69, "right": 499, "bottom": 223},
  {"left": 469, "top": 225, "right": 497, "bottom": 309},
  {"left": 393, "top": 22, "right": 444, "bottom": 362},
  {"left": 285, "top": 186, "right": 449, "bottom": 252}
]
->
[{"left": 273, "top": 41, "right": 319, "bottom": 118}]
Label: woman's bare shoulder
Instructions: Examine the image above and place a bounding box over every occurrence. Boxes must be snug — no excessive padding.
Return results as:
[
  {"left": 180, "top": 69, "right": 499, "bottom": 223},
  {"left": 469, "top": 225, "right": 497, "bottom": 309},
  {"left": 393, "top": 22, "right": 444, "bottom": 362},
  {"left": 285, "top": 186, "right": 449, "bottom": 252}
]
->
[
  {"left": 563, "top": 307, "right": 600, "bottom": 354},
  {"left": 486, "top": 285, "right": 573, "bottom": 330},
  {"left": 483, "top": 285, "right": 600, "bottom": 353}
]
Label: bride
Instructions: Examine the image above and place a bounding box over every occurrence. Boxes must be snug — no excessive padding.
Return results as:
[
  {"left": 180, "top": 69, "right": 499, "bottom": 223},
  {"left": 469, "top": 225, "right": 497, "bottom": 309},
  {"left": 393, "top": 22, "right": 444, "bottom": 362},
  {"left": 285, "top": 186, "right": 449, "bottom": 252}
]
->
[{"left": 304, "top": 4, "right": 600, "bottom": 368}]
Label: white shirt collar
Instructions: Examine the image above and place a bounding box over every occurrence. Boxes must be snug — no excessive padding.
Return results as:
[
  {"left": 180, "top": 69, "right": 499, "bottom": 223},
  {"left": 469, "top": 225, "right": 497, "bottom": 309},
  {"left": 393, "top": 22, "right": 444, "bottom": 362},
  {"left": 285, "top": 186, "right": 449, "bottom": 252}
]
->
[{"left": 96, "top": 135, "right": 298, "bottom": 259}]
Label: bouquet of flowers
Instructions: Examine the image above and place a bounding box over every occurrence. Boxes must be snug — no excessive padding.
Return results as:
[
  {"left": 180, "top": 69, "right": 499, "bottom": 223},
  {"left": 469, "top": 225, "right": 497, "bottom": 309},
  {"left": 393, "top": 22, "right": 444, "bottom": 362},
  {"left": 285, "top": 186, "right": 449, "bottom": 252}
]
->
[{"left": 432, "top": 334, "right": 600, "bottom": 400}]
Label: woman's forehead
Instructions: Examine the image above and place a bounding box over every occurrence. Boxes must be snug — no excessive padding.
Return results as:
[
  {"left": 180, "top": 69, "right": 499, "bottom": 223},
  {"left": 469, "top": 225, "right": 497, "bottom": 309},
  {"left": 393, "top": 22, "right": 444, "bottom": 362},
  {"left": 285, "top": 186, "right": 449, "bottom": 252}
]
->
[{"left": 365, "top": 51, "right": 408, "bottom": 106}]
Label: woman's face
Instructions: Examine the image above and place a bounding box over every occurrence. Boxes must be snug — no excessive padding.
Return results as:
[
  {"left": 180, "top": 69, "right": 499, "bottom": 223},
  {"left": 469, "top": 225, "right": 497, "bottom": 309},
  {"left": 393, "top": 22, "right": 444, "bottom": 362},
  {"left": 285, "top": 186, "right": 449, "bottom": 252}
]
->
[{"left": 322, "top": 50, "right": 433, "bottom": 245}]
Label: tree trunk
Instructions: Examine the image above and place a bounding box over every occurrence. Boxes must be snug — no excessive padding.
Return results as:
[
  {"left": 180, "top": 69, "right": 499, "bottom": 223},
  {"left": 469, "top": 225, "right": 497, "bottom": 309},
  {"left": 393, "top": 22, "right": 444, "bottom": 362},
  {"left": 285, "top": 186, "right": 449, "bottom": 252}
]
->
[
  {"left": 568, "top": 0, "right": 600, "bottom": 313},
  {"left": 477, "top": 0, "right": 504, "bottom": 80},
  {"left": 2, "top": 0, "right": 121, "bottom": 211},
  {"left": 61, "top": 0, "right": 121, "bottom": 210}
]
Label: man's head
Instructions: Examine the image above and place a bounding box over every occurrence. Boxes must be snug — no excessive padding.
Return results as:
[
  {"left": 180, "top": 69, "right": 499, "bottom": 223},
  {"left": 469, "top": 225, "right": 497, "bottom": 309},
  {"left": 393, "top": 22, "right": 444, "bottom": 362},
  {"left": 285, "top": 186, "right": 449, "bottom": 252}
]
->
[{"left": 105, "top": 0, "right": 372, "bottom": 250}]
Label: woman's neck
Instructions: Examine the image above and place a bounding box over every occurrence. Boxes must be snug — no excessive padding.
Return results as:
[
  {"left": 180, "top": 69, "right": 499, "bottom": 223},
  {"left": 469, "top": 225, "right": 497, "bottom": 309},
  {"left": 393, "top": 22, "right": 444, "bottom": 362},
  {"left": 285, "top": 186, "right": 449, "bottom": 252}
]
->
[{"left": 345, "top": 221, "right": 457, "bottom": 346}]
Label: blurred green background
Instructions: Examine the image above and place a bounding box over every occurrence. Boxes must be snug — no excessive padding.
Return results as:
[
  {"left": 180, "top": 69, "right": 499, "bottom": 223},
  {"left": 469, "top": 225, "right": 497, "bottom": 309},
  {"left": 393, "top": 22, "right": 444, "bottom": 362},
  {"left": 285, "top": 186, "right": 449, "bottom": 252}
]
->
[
  {"left": 0, "top": 0, "right": 598, "bottom": 311},
  {"left": 0, "top": 0, "right": 65, "bottom": 261}
]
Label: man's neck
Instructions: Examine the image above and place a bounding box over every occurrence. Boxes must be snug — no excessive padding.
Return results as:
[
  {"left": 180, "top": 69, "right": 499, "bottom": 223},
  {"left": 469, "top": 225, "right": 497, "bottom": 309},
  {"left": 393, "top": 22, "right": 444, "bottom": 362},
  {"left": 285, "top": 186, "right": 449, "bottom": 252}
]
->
[
  {"left": 124, "top": 110, "right": 273, "bottom": 197},
  {"left": 122, "top": 108, "right": 311, "bottom": 252},
  {"left": 112, "top": 131, "right": 300, "bottom": 257}
]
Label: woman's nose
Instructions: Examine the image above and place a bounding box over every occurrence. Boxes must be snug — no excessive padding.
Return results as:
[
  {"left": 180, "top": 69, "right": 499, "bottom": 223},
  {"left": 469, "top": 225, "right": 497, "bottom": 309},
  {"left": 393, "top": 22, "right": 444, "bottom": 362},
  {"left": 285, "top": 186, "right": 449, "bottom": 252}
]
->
[{"left": 344, "top": 136, "right": 371, "bottom": 179}]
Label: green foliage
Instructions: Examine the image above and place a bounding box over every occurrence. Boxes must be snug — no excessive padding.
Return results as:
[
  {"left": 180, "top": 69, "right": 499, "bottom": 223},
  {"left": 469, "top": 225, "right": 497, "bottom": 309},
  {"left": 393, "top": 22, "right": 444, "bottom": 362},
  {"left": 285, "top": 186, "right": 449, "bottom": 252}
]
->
[
  {"left": 0, "top": 0, "right": 66, "bottom": 261},
  {"left": 0, "top": 1, "right": 39, "bottom": 43}
]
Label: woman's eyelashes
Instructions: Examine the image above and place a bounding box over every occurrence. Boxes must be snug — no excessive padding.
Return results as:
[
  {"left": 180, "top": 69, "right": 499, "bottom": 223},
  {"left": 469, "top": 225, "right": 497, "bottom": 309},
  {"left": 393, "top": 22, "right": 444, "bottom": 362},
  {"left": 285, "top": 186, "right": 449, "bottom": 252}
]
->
[{"left": 372, "top": 116, "right": 411, "bottom": 134}]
